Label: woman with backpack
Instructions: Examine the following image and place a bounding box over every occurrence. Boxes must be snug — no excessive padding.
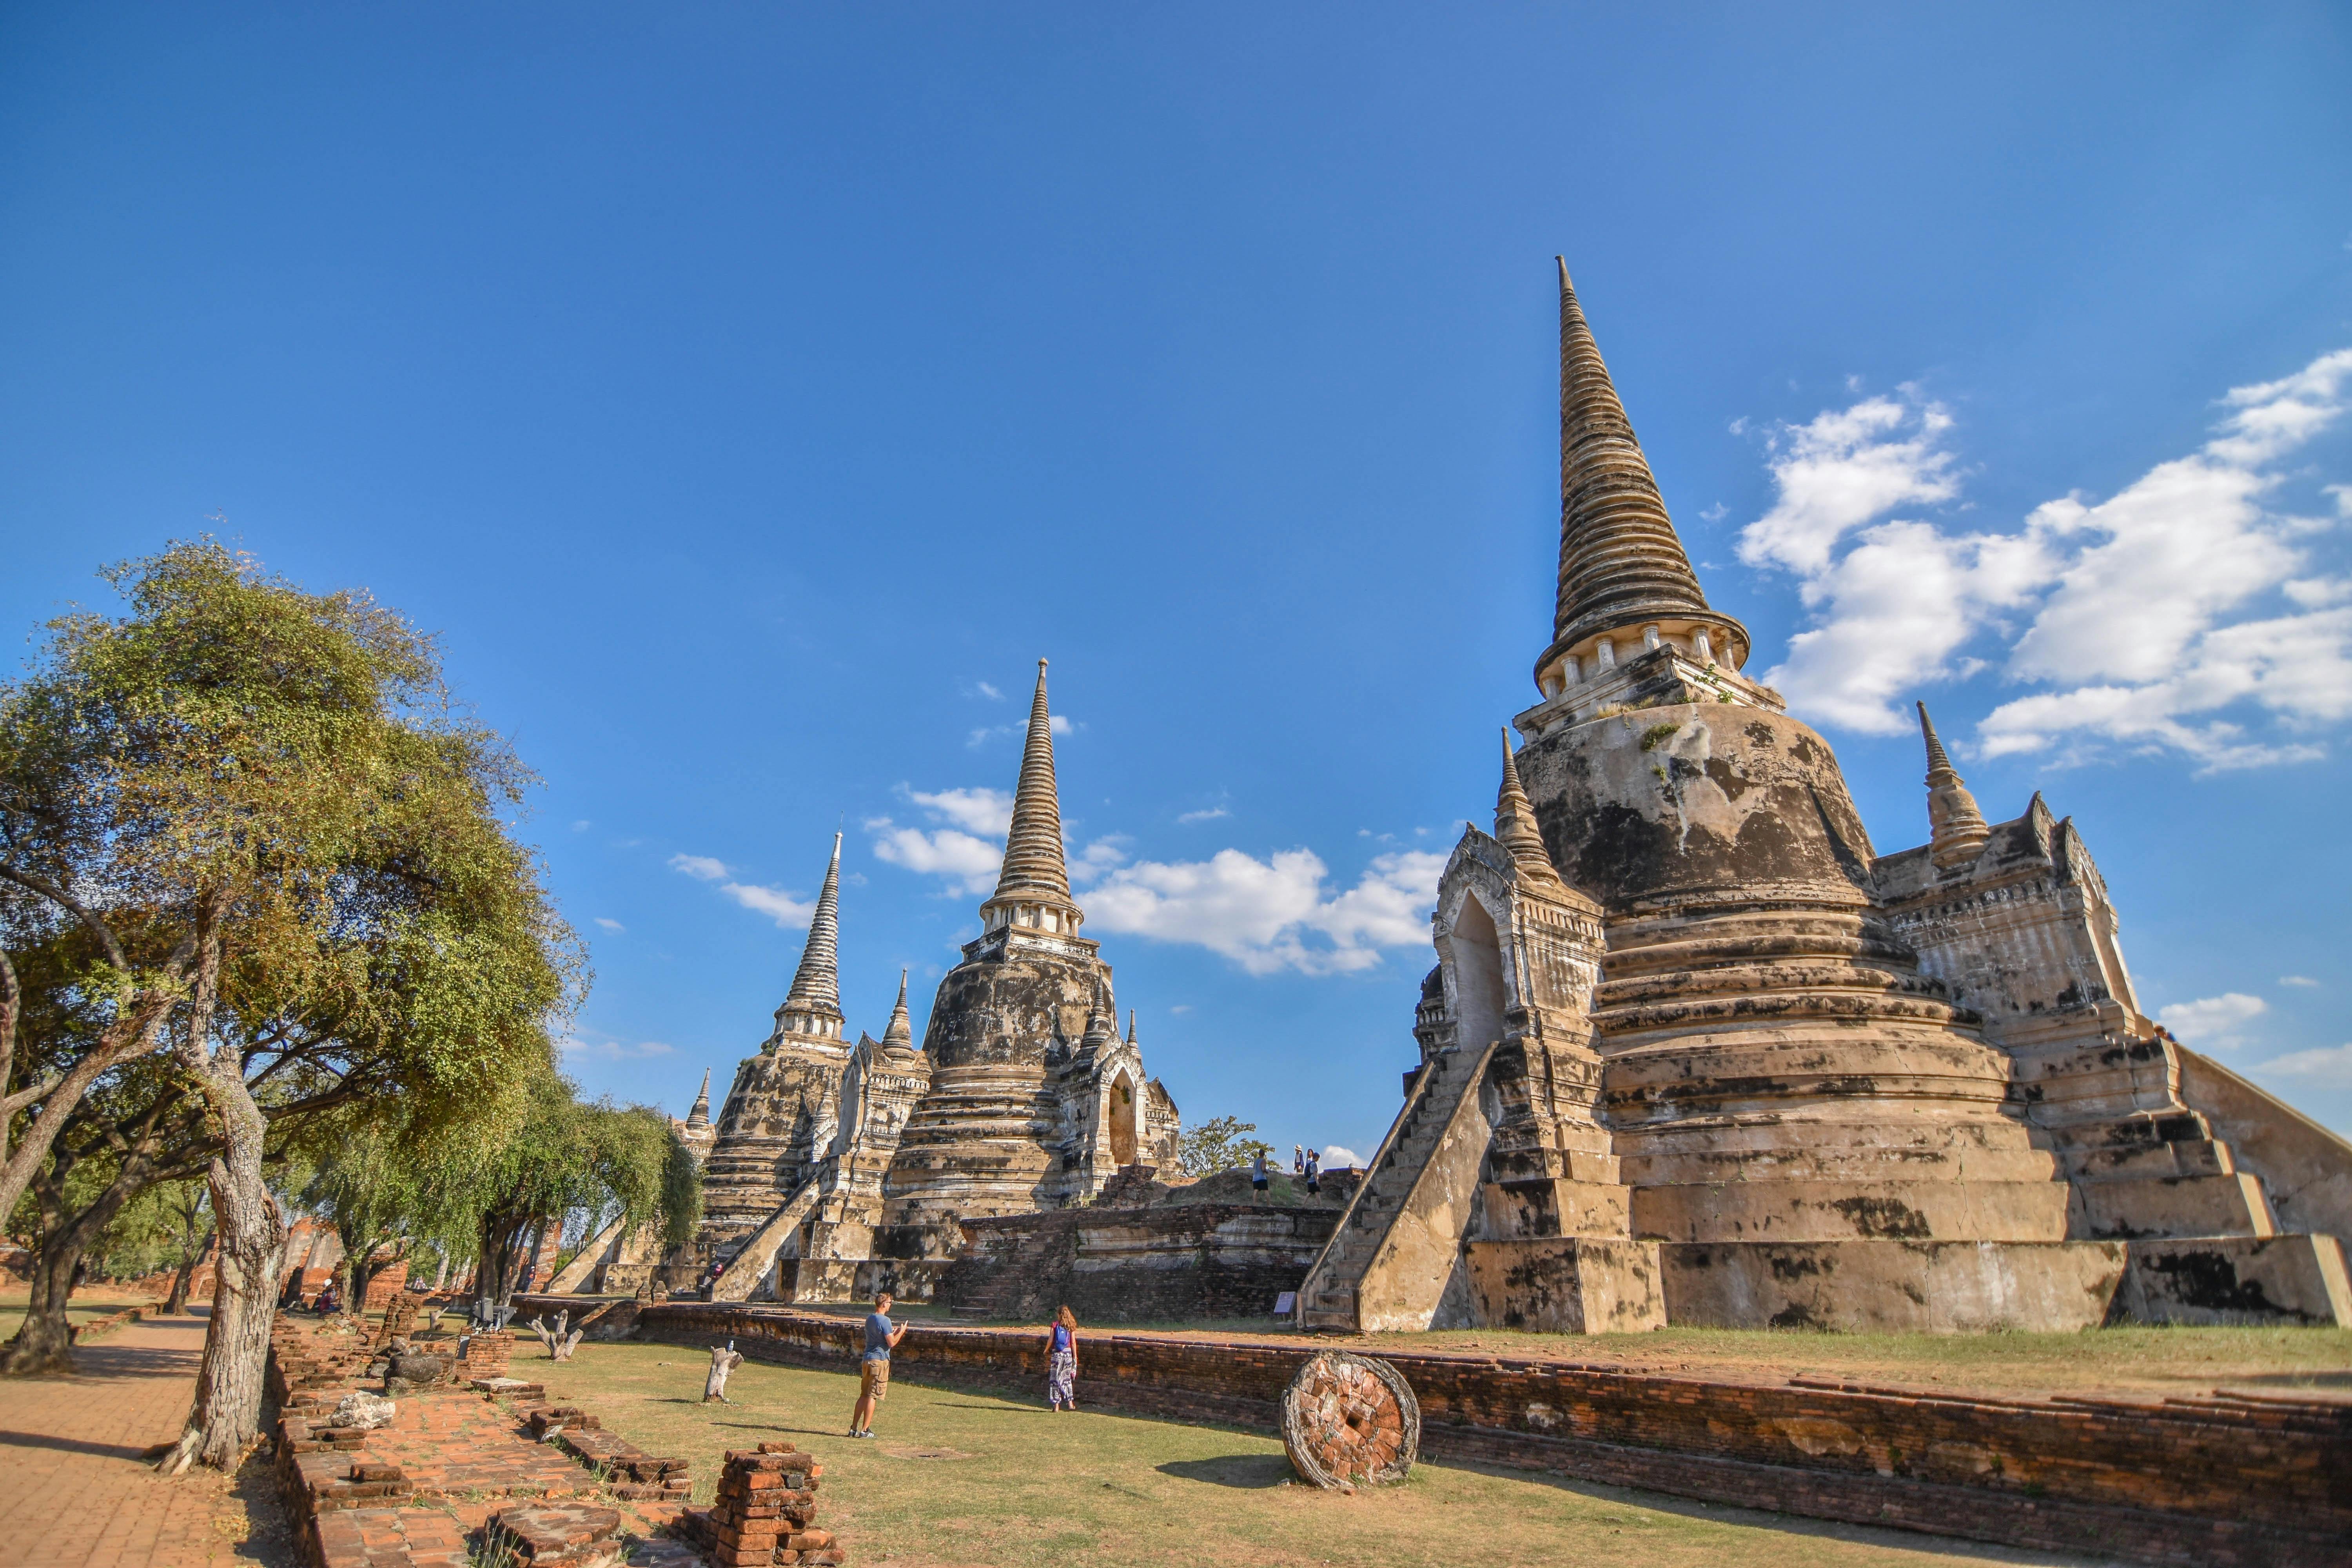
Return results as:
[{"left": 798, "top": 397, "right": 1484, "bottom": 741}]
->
[{"left": 1043, "top": 1305, "right": 1080, "bottom": 1412}]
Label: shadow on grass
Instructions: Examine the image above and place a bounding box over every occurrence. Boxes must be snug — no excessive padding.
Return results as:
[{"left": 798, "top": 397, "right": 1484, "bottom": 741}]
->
[
  {"left": 1430, "top": 1459, "right": 2098, "bottom": 1565},
  {"left": 1156, "top": 1454, "right": 1293, "bottom": 1490}
]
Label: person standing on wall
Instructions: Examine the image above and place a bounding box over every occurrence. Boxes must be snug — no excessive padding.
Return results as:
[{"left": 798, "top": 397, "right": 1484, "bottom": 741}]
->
[
  {"left": 1043, "top": 1305, "right": 1080, "bottom": 1412},
  {"left": 1251, "top": 1149, "right": 1273, "bottom": 1204},
  {"left": 1304, "top": 1148, "right": 1321, "bottom": 1198},
  {"left": 849, "top": 1290, "right": 905, "bottom": 1438}
]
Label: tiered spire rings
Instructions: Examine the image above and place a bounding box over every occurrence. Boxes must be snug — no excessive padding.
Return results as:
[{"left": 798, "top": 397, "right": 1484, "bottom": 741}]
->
[
  {"left": 1917, "top": 702, "right": 1992, "bottom": 869},
  {"left": 774, "top": 833, "right": 846, "bottom": 1041},
  {"left": 979, "top": 660, "right": 1085, "bottom": 936},
  {"left": 881, "top": 969, "right": 915, "bottom": 1049},
  {"left": 1495, "top": 730, "right": 1565, "bottom": 888},
  {"left": 1534, "top": 259, "right": 1750, "bottom": 698}
]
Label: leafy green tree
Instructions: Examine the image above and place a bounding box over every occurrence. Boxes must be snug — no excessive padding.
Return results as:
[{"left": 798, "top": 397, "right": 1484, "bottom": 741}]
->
[
  {"left": 429, "top": 1064, "right": 694, "bottom": 1316},
  {"left": 1, "top": 541, "right": 579, "bottom": 1468},
  {"left": 1176, "top": 1114, "right": 1274, "bottom": 1175}
]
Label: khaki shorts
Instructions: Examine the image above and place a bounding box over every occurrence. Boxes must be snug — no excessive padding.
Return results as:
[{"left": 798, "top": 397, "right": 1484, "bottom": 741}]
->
[{"left": 859, "top": 1359, "right": 890, "bottom": 1401}]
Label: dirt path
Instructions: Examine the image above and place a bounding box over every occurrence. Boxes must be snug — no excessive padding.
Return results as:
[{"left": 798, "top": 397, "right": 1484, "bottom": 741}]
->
[{"left": 0, "top": 1309, "right": 294, "bottom": 1568}]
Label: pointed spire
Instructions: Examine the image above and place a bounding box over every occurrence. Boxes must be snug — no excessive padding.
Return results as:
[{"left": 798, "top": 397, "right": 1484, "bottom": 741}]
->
[
  {"left": 1495, "top": 730, "right": 1565, "bottom": 887},
  {"left": 1535, "top": 259, "right": 1749, "bottom": 690},
  {"left": 980, "top": 660, "right": 1083, "bottom": 931},
  {"left": 1917, "top": 702, "right": 1991, "bottom": 869},
  {"left": 687, "top": 1069, "right": 712, "bottom": 1129},
  {"left": 881, "top": 969, "right": 914, "bottom": 1049},
  {"left": 778, "top": 833, "right": 845, "bottom": 1028},
  {"left": 1126, "top": 1009, "right": 1138, "bottom": 1047}
]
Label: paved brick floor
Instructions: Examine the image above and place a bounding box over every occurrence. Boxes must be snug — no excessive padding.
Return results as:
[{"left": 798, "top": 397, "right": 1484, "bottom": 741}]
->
[{"left": 0, "top": 1309, "right": 294, "bottom": 1568}]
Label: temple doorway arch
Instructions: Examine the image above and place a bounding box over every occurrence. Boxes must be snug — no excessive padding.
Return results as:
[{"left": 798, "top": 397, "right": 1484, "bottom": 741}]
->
[{"left": 1108, "top": 1071, "right": 1140, "bottom": 1166}]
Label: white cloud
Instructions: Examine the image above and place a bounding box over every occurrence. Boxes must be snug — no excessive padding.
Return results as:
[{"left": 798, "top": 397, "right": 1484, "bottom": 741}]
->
[
  {"left": 1319, "top": 1144, "right": 1367, "bottom": 1169},
  {"left": 1169, "top": 1004, "right": 1193, "bottom": 1015},
  {"left": 2280, "top": 975, "right": 2321, "bottom": 988},
  {"left": 1072, "top": 836, "right": 1130, "bottom": 883},
  {"left": 1177, "top": 806, "right": 1230, "bottom": 824},
  {"left": 1085, "top": 848, "right": 1444, "bottom": 976},
  {"left": 571, "top": 819, "right": 592, "bottom": 832},
  {"left": 670, "top": 852, "right": 817, "bottom": 928},
  {"left": 559, "top": 1035, "right": 676, "bottom": 1061},
  {"left": 594, "top": 917, "right": 625, "bottom": 933},
  {"left": 2156, "top": 992, "right": 2268, "bottom": 1052},
  {"left": 869, "top": 820, "right": 1003, "bottom": 896},
  {"left": 907, "top": 786, "right": 1014, "bottom": 837},
  {"left": 1737, "top": 350, "right": 2352, "bottom": 768},
  {"left": 975, "top": 681, "right": 1003, "bottom": 701},
  {"left": 1049, "top": 713, "right": 1073, "bottom": 736},
  {"left": 1737, "top": 395, "right": 1959, "bottom": 576},
  {"left": 2246, "top": 1042, "right": 2352, "bottom": 1089},
  {"left": 717, "top": 882, "right": 818, "bottom": 927}
]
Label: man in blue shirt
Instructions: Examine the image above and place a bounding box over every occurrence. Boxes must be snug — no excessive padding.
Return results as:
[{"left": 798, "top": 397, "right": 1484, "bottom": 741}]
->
[{"left": 849, "top": 1290, "right": 906, "bottom": 1438}]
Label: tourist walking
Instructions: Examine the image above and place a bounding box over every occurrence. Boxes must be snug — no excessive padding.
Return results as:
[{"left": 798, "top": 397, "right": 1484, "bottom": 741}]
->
[
  {"left": 1304, "top": 1148, "right": 1321, "bottom": 1197},
  {"left": 1043, "top": 1305, "right": 1080, "bottom": 1411},
  {"left": 1251, "top": 1149, "right": 1273, "bottom": 1202},
  {"left": 848, "top": 1290, "right": 905, "bottom": 1438}
]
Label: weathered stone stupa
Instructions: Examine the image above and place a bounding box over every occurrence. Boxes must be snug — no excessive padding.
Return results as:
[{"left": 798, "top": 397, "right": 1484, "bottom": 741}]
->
[
  {"left": 698, "top": 834, "right": 854, "bottom": 1254},
  {"left": 681, "top": 661, "right": 1178, "bottom": 1305},
  {"left": 868, "top": 661, "right": 1180, "bottom": 1280},
  {"left": 1298, "top": 262, "right": 2352, "bottom": 1334}
]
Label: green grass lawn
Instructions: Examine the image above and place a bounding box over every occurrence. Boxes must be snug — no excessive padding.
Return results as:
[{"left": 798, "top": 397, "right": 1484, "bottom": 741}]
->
[
  {"left": 0, "top": 1289, "right": 164, "bottom": 1343},
  {"left": 537, "top": 1338, "right": 2109, "bottom": 1568}
]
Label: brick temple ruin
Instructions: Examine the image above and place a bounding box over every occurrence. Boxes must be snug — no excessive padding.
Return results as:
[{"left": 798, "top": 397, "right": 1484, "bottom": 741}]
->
[{"left": 1294, "top": 261, "right": 2352, "bottom": 1335}]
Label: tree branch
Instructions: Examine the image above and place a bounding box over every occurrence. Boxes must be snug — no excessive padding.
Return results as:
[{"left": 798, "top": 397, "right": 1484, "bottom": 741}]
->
[{"left": 0, "top": 863, "right": 131, "bottom": 971}]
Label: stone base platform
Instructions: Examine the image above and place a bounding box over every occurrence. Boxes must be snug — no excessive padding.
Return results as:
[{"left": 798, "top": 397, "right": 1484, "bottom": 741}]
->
[
  {"left": 1465, "top": 1238, "right": 1664, "bottom": 1332},
  {"left": 2117, "top": 1234, "right": 2351, "bottom": 1326},
  {"left": 1660, "top": 1239, "right": 2128, "bottom": 1332}
]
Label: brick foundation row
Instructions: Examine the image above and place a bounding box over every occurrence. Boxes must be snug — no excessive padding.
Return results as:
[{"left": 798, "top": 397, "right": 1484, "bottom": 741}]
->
[{"left": 635, "top": 1302, "right": 2349, "bottom": 1568}]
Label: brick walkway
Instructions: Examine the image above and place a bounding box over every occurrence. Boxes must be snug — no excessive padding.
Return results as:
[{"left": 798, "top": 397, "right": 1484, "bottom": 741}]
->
[{"left": 0, "top": 1309, "right": 292, "bottom": 1568}]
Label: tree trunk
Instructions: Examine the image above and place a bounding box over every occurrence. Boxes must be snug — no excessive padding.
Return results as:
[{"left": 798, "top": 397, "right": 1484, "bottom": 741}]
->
[
  {"left": 1, "top": 1227, "right": 85, "bottom": 1375},
  {"left": 2, "top": 1146, "right": 158, "bottom": 1376},
  {"left": 162, "top": 901, "right": 286, "bottom": 1472}
]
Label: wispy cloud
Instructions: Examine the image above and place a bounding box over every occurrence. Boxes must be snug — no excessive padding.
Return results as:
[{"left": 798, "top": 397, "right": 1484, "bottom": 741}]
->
[
  {"left": 1735, "top": 350, "right": 2352, "bottom": 771},
  {"left": 975, "top": 681, "right": 1003, "bottom": 701},
  {"left": 1177, "top": 805, "right": 1230, "bottom": 824},
  {"left": 2156, "top": 992, "right": 2268, "bottom": 1052},
  {"left": 1085, "top": 848, "right": 1444, "bottom": 976},
  {"left": 669, "top": 852, "right": 818, "bottom": 928},
  {"left": 559, "top": 1034, "right": 676, "bottom": 1062},
  {"left": 2280, "top": 975, "right": 2321, "bottom": 988},
  {"left": 2248, "top": 1042, "right": 2352, "bottom": 1089},
  {"left": 869, "top": 818, "right": 1004, "bottom": 896},
  {"left": 907, "top": 786, "right": 1014, "bottom": 836},
  {"left": 594, "top": 917, "right": 625, "bottom": 933}
]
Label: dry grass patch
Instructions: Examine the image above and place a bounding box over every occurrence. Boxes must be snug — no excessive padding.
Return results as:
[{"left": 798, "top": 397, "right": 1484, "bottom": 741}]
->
[{"left": 537, "top": 1338, "right": 2113, "bottom": 1568}]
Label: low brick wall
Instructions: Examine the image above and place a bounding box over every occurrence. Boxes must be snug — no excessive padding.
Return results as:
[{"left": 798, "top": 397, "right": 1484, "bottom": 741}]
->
[{"left": 635, "top": 1302, "right": 2350, "bottom": 1568}]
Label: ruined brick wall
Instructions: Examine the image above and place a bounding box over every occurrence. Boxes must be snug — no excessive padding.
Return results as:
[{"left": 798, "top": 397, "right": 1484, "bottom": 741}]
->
[
  {"left": 940, "top": 1203, "right": 1338, "bottom": 1322},
  {"left": 635, "top": 1304, "right": 2348, "bottom": 1568}
]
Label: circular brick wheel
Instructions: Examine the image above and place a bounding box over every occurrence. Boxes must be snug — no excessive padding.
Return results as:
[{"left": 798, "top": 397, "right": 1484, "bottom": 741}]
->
[{"left": 1280, "top": 1350, "right": 1419, "bottom": 1490}]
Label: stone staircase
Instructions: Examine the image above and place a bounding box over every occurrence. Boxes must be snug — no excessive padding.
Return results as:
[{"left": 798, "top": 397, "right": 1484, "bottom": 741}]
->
[
  {"left": 708, "top": 1170, "right": 828, "bottom": 1302},
  {"left": 1296, "top": 1039, "right": 1497, "bottom": 1332},
  {"left": 946, "top": 1216, "right": 1076, "bottom": 1320}
]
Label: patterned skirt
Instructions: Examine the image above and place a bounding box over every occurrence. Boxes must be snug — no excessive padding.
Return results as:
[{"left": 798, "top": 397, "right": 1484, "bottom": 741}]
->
[{"left": 1048, "top": 1347, "right": 1076, "bottom": 1406}]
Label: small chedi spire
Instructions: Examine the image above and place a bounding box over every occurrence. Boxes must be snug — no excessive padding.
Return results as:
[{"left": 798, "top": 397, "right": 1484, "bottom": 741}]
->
[
  {"left": 980, "top": 660, "right": 1085, "bottom": 934},
  {"left": 1918, "top": 701, "right": 1991, "bottom": 869},
  {"left": 1495, "top": 730, "right": 1565, "bottom": 887},
  {"left": 881, "top": 968, "right": 914, "bottom": 1049},
  {"left": 1534, "top": 259, "right": 1750, "bottom": 696},
  {"left": 687, "top": 1068, "right": 712, "bottom": 1128},
  {"left": 775, "top": 833, "right": 846, "bottom": 1037},
  {"left": 1126, "top": 1009, "right": 1138, "bottom": 1047}
]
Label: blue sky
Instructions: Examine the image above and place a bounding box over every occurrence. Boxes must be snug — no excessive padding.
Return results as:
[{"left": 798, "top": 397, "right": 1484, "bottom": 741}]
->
[{"left": 5, "top": 5, "right": 2351, "bottom": 1154}]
